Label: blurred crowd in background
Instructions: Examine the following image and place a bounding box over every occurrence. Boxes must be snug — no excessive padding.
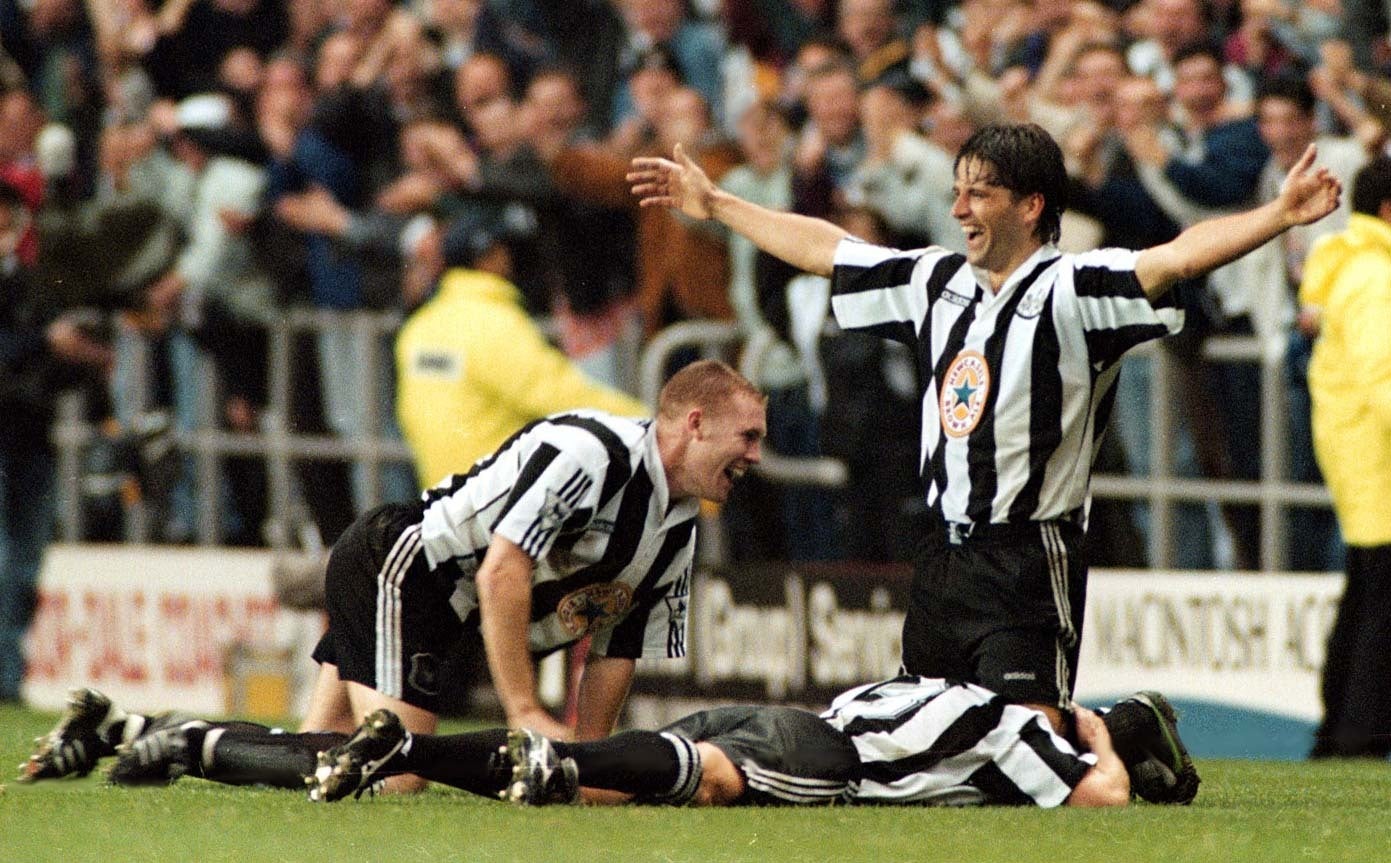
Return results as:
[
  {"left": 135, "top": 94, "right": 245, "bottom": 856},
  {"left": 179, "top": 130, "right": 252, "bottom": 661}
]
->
[{"left": 3, "top": 0, "right": 1390, "bottom": 571}]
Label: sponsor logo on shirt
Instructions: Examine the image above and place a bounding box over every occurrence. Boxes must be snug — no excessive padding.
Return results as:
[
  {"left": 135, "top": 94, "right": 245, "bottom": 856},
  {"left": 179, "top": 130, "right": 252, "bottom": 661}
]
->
[
  {"left": 556, "top": 582, "right": 634, "bottom": 636},
  {"left": 939, "top": 350, "right": 990, "bottom": 438},
  {"left": 941, "top": 288, "right": 974, "bottom": 307}
]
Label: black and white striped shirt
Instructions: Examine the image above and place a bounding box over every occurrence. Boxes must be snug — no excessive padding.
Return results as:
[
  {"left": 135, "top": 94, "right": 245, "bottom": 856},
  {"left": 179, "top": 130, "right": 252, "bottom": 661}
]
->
[
  {"left": 831, "top": 240, "right": 1183, "bottom": 525},
  {"left": 823, "top": 676, "right": 1094, "bottom": 807},
  {"left": 416, "top": 410, "right": 697, "bottom": 661}
]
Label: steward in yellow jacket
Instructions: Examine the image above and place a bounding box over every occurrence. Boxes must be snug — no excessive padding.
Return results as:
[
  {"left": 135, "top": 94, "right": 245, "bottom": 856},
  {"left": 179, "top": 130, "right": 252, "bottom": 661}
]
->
[
  {"left": 1301, "top": 209, "right": 1391, "bottom": 547},
  {"left": 1298, "top": 156, "right": 1391, "bottom": 758},
  {"left": 395, "top": 223, "right": 646, "bottom": 489}
]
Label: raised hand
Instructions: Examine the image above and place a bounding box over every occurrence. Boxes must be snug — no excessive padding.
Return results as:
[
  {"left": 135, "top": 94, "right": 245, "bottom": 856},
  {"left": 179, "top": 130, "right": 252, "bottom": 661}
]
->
[
  {"left": 626, "top": 143, "right": 715, "bottom": 220},
  {"left": 1279, "top": 143, "right": 1343, "bottom": 227}
]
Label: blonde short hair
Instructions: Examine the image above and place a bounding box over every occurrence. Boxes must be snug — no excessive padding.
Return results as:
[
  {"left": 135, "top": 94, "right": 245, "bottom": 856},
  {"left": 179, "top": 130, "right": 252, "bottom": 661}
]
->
[{"left": 656, "top": 359, "right": 763, "bottom": 421}]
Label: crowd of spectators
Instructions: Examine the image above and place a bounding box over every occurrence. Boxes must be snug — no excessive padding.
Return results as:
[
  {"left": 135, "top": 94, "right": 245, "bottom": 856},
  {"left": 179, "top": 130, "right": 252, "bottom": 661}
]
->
[{"left": 2, "top": 0, "right": 1389, "bottom": 569}]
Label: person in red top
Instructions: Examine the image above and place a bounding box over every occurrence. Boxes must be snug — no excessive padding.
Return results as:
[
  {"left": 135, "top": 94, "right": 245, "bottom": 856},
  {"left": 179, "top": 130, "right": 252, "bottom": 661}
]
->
[{"left": 0, "top": 89, "right": 45, "bottom": 267}]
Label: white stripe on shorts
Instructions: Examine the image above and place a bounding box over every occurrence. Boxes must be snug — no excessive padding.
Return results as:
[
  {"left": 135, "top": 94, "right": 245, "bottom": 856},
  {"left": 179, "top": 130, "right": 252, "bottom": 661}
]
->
[
  {"left": 374, "top": 524, "right": 422, "bottom": 697},
  {"left": 742, "top": 762, "right": 848, "bottom": 804}
]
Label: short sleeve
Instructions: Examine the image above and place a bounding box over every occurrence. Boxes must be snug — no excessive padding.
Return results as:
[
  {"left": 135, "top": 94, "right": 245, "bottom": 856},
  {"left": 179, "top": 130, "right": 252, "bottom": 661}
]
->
[
  {"left": 1068, "top": 248, "right": 1184, "bottom": 368},
  {"left": 490, "top": 444, "right": 604, "bottom": 561}
]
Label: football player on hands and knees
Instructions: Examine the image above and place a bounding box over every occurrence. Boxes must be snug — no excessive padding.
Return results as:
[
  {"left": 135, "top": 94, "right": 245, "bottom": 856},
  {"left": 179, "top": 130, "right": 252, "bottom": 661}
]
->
[{"left": 20, "top": 361, "right": 766, "bottom": 794}]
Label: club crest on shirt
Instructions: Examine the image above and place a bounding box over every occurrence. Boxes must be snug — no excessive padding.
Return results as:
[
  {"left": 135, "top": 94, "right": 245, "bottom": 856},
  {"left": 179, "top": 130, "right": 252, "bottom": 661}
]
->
[
  {"left": 557, "top": 582, "right": 634, "bottom": 636},
  {"left": 939, "top": 350, "right": 991, "bottom": 438},
  {"left": 1015, "top": 281, "right": 1051, "bottom": 319}
]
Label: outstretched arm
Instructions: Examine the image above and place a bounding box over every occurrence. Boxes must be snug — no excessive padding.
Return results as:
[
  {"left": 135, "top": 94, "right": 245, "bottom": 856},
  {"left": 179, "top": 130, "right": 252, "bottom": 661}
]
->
[
  {"left": 1135, "top": 143, "right": 1341, "bottom": 300},
  {"left": 628, "top": 143, "right": 849, "bottom": 277}
]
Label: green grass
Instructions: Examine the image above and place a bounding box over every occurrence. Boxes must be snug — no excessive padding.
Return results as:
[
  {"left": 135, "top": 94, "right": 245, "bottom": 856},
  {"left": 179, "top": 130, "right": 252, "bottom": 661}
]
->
[{"left": 3, "top": 703, "right": 1389, "bottom": 863}]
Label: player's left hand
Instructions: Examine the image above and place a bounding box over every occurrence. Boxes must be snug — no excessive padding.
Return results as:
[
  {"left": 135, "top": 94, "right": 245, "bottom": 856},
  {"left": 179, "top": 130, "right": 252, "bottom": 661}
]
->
[
  {"left": 627, "top": 143, "right": 716, "bottom": 220},
  {"left": 1279, "top": 143, "right": 1342, "bottom": 227},
  {"left": 1072, "top": 705, "right": 1112, "bottom": 754}
]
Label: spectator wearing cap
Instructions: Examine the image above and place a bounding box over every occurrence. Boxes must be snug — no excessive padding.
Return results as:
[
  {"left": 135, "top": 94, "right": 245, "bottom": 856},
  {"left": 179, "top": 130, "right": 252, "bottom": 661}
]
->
[
  {"left": 107, "top": 91, "right": 276, "bottom": 544},
  {"left": 393, "top": 206, "right": 646, "bottom": 489}
]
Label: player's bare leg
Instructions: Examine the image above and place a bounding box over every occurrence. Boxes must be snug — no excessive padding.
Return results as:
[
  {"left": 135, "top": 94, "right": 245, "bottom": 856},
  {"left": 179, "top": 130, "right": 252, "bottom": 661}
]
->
[
  {"left": 1024, "top": 702, "right": 1066, "bottom": 735},
  {"left": 299, "top": 663, "right": 356, "bottom": 734},
  {"left": 341, "top": 679, "right": 438, "bottom": 794}
]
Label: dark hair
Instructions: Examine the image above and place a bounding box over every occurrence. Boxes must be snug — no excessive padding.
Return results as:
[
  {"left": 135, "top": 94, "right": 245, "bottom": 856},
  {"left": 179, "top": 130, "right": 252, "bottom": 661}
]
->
[
  {"left": 1352, "top": 156, "right": 1391, "bottom": 217},
  {"left": 623, "top": 43, "right": 685, "bottom": 84},
  {"left": 1256, "top": 74, "right": 1316, "bottom": 116},
  {"left": 954, "top": 123, "right": 1068, "bottom": 245},
  {"left": 0, "top": 177, "right": 25, "bottom": 211},
  {"left": 441, "top": 203, "right": 533, "bottom": 269},
  {"left": 1171, "top": 39, "right": 1224, "bottom": 70}
]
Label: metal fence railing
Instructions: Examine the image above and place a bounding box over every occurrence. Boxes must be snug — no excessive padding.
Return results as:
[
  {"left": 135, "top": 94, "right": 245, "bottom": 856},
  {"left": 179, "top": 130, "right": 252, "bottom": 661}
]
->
[{"left": 50, "top": 312, "right": 1332, "bottom": 571}]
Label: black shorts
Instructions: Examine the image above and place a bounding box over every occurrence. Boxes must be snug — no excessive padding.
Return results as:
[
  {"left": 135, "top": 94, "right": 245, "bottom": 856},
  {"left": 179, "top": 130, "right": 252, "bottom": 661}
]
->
[
  {"left": 900, "top": 519, "right": 1087, "bottom": 710},
  {"left": 311, "top": 501, "right": 473, "bottom": 713},
  {"left": 663, "top": 705, "right": 858, "bottom": 806}
]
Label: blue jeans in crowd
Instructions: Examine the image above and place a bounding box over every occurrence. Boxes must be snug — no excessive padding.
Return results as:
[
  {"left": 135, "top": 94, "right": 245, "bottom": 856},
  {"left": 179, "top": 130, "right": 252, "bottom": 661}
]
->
[
  {"left": 0, "top": 441, "right": 56, "bottom": 701},
  {"left": 1285, "top": 329, "right": 1344, "bottom": 572}
]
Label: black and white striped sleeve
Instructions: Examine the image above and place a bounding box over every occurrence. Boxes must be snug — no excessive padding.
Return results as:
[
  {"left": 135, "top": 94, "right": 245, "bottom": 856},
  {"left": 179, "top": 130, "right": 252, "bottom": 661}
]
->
[
  {"left": 829, "top": 238, "right": 945, "bottom": 345},
  {"left": 825, "top": 678, "right": 1095, "bottom": 808},
  {"left": 489, "top": 440, "right": 604, "bottom": 561},
  {"left": 1067, "top": 248, "right": 1184, "bottom": 368}
]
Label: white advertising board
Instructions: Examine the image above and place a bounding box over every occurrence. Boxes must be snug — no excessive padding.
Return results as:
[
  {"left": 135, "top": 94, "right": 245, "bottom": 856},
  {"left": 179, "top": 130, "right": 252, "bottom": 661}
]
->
[
  {"left": 23, "top": 545, "right": 323, "bottom": 715},
  {"left": 1076, "top": 570, "right": 1343, "bottom": 722}
]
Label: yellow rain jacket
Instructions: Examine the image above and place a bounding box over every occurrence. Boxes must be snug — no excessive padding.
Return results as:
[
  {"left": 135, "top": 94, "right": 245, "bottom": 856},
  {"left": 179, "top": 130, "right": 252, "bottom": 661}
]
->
[
  {"left": 395, "top": 268, "right": 647, "bottom": 489},
  {"left": 1299, "top": 213, "right": 1391, "bottom": 546}
]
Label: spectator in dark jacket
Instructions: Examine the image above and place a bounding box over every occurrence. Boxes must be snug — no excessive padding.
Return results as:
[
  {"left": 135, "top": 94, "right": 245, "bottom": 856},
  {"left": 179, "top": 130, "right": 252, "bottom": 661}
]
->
[{"left": 0, "top": 178, "right": 111, "bottom": 702}]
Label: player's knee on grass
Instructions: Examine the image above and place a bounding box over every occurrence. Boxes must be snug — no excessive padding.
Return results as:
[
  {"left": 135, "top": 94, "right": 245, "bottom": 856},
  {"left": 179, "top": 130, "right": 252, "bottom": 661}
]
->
[
  {"left": 690, "top": 742, "right": 745, "bottom": 806},
  {"left": 382, "top": 773, "right": 430, "bottom": 795}
]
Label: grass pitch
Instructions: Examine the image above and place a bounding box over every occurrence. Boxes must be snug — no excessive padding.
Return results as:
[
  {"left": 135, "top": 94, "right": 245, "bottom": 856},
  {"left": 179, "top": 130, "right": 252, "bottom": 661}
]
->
[{"left": 2, "top": 702, "right": 1389, "bottom": 863}]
